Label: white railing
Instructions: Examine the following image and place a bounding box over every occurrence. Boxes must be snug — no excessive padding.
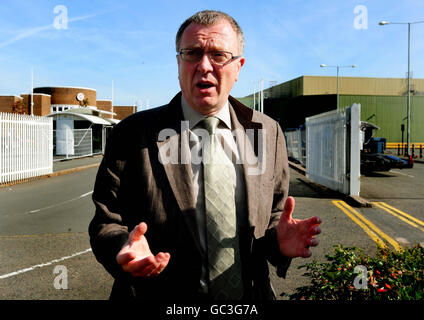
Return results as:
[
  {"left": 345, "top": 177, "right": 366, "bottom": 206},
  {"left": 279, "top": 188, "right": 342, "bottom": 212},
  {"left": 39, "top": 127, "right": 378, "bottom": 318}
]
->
[
  {"left": 305, "top": 104, "right": 361, "bottom": 196},
  {"left": 53, "top": 129, "right": 93, "bottom": 161},
  {"left": 0, "top": 113, "right": 53, "bottom": 184}
]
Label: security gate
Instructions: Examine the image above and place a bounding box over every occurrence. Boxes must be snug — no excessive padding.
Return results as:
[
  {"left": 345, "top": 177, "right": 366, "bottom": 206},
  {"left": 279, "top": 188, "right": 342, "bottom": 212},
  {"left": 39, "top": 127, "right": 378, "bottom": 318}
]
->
[{"left": 305, "top": 104, "right": 361, "bottom": 196}]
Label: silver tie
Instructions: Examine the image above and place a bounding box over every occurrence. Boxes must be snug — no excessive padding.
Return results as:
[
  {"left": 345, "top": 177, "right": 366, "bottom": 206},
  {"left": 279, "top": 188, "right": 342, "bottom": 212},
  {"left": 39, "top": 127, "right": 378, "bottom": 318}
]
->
[{"left": 201, "top": 117, "right": 243, "bottom": 300}]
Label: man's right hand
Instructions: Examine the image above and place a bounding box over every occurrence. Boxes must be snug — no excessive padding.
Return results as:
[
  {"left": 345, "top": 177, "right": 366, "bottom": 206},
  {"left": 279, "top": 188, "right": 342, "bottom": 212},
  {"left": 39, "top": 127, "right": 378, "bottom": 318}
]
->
[{"left": 116, "top": 222, "right": 170, "bottom": 277}]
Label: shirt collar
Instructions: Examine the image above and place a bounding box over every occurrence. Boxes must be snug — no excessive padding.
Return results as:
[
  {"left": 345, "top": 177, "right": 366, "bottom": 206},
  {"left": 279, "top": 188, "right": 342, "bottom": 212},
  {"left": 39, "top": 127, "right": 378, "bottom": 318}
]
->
[{"left": 181, "top": 95, "right": 232, "bottom": 130}]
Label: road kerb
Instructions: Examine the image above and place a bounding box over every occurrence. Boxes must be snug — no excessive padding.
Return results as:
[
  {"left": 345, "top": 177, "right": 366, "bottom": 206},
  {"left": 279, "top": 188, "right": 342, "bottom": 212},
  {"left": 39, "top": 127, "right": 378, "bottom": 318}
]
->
[{"left": 0, "top": 163, "right": 100, "bottom": 189}]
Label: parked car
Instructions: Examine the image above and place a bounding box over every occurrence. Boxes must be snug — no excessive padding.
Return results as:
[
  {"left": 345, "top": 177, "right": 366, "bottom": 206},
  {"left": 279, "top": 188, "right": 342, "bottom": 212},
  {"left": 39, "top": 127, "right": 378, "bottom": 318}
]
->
[
  {"left": 381, "top": 154, "right": 413, "bottom": 169},
  {"left": 360, "top": 122, "right": 413, "bottom": 174}
]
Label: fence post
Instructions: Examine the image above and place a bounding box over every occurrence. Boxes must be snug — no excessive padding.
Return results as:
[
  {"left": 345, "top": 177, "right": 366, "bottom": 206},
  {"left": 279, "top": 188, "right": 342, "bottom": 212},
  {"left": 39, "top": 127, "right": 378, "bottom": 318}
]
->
[
  {"left": 65, "top": 129, "right": 69, "bottom": 159},
  {"left": 398, "top": 144, "right": 400, "bottom": 156},
  {"left": 411, "top": 144, "right": 415, "bottom": 158},
  {"left": 420, "top": 144, "right": 423, "bottom": 159},
  {"left": 350, "top": 103, "right": 361, "bottom": 197}
]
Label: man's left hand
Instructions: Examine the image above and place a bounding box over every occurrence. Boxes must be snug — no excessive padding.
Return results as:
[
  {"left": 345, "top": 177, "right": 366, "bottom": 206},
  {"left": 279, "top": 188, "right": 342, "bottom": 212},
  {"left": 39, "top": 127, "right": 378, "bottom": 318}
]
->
[{"left": 276, "top": 196, "right": 322, "bottom": 258}]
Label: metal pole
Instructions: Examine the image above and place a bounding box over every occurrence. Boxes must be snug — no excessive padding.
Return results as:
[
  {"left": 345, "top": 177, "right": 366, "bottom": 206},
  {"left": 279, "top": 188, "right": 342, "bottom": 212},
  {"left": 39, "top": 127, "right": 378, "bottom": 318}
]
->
[
  {"left": 31, "top": 67, "right": 34, "bottom": 116},
  {"left": 253, "top": 82, "right": 256, "bottom": 111},
  {"left": 336, "top": 66, "right": 339, "bottom": 111},
  {"left": 407, "top": 23, "right": 411, "bottom": 155},
  {"left": 261, "top": 79, "right": 264, "bottom": 113}
]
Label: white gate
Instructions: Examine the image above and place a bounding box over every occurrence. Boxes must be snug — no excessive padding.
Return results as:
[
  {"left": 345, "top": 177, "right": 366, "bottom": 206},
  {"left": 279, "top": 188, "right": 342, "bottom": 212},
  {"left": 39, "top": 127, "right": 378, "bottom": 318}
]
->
[
  {"left": 0, "top": 113, "right": 53, "bottom": 184},
  {"left": 305, "top": 104, "right": 361, "bottom": 196}
]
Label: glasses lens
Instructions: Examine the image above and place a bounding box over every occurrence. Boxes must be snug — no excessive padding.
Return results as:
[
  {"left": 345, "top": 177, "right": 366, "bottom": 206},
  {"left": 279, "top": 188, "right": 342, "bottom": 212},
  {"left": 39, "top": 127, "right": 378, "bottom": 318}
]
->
[
  {"left": 180, "top": 49, "right": 233, "bottom": 65},
  {"left": 181, "top": 49, "right": 202, "bottom": 62},
  {"left": 209, "top": 51, "right": 232, "bottom": 64}
]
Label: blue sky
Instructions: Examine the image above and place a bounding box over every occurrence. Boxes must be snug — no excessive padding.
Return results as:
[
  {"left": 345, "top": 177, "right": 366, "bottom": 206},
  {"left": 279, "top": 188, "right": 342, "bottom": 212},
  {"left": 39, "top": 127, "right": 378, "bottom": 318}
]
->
[{"left": 0, "top": 0, "right": 424, "bottom": 110}]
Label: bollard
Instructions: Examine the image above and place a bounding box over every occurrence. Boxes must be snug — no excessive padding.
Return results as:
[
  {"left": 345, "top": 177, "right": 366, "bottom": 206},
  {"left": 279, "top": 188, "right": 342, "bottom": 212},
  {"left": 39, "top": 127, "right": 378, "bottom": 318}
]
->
[
  {"left": 420, "top": 144, "right": 423, "bottom": 158},
  {"left": 412, "top": 144, "right": 415, "bottom": 158},
  {"left": 404, "top": 144, "right": 408, "bottom": 156},
  {"left": 398, "top": 144, "right": 400, "bottom": 156}
]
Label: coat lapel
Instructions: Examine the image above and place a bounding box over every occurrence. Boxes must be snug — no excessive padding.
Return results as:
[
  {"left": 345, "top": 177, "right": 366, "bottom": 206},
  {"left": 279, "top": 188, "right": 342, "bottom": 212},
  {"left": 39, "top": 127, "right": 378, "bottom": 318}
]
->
[
  {"left": 156, "top": 93, "right": 203, "bottom": 255},
  {"left": 228, "top": 96, "right": 267, "bottom": 239}
]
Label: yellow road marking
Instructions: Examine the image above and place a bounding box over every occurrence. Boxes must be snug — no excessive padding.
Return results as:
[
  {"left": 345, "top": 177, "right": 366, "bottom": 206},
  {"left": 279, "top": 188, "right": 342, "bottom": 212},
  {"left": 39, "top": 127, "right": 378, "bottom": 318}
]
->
[
  {"left": 332, "top": 201, "right": 386, "bottom": 249},
  {"left": 372, "top": 202, "right": 424, "bottom": 233},
  {"left": 374, "top": 202, "right": 424, "bottom": 228},
  {"left": 332, "top": 200, "right": 401, "bottom": 251}
]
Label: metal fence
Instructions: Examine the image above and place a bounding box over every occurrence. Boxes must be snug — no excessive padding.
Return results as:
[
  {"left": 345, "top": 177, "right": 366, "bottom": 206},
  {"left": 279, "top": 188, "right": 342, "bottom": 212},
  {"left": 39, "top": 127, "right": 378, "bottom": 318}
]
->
[
  {"left": 305, "top": 104, "right": 361, "bottom": 196},
  {"left": 53, "top": 128, "right": 93, "bottom": 161},
  {"left": 285, "top": 127, "right": 306, "bottom": 165},
  {"left": 0, "top": 112, "right": 53, "bottom": 184}
]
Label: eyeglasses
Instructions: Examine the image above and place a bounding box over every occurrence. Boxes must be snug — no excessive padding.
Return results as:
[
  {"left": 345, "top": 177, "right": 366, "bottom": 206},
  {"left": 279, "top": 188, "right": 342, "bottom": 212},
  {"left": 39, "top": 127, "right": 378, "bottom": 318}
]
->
[{"left": 178, "top": 48, "right": 241, "bottom": 65}]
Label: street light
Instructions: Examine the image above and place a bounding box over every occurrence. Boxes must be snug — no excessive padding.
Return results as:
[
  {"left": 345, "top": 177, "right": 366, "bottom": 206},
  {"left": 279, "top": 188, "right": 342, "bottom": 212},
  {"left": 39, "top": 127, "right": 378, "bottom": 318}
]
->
[
  {"left": 320, "top": 64, "right": 356, "bottom": 110},
  {"left": 379, "top": 19, "right": 424, "bottom": 155}
]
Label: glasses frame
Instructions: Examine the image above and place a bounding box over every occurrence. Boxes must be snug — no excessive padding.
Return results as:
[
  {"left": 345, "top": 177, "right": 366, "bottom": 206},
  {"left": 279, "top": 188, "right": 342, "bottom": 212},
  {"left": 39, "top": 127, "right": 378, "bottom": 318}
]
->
[{"left": 177, "top": 48, "right": 242, "bottom": 66}]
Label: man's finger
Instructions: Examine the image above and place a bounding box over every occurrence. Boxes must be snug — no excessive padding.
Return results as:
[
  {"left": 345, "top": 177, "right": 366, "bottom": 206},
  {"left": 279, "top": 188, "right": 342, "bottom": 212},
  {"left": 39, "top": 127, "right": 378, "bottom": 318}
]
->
[
  {"left": 307, "top": 238, "right": 319, "bottom": 247},
  {"left": 304, "top": 216, "right": 322, "bottom": 229},
  {"left": 280, "top": 196, "right": 295, "bottom": 221},
  {"left": 116, "top": 250, "right": 135, "bottom": 265},
  {"left": 301, "top": 247, "right": 312, "bottom": 258},
  {"left": 125, "top": 255, "right": 156, "bottom": 275},
  {"left": 129, "top": 222, "right": 148, "bottom": 243},
  {"left": 131, "top": 264, "right": 157, "bottom": 277},
  {"left": 156, "top": 252, "right": 171, "bottom": 267},
  {"left": 313, "top": 225, "right": 321, "bottom": 235},
  {"left": 136, "top": 252, "right": 169, "bottom": 277}
]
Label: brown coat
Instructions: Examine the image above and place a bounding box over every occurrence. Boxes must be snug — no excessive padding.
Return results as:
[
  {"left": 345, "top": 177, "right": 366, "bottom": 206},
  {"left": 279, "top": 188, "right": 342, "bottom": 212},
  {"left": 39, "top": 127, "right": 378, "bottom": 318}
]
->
[{"left": 88, "top": 92, "right": 291, "bottom": 300}]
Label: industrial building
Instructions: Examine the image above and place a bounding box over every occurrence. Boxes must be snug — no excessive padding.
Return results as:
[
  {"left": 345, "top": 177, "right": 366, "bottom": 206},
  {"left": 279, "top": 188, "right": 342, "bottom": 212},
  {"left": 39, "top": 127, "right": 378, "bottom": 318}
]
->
[{"left": 238, "top": 76, "right": 424, "bottom": 145}]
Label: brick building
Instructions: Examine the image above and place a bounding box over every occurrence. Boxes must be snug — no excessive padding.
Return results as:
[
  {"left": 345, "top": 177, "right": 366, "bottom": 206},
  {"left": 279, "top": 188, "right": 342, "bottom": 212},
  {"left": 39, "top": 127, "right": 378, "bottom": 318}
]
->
[{"left": 0, "top": 86, "right": 137, "bottom": 121}]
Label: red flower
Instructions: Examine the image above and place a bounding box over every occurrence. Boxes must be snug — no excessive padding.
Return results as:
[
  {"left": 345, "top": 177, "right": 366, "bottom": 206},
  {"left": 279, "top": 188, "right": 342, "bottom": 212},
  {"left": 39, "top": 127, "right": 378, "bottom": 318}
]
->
[
  {"left": 377, "top": 288, "right": 387, "bottom": 293},
  {"left": 385, "top": 284, "right": 392, "bottom": 290}
]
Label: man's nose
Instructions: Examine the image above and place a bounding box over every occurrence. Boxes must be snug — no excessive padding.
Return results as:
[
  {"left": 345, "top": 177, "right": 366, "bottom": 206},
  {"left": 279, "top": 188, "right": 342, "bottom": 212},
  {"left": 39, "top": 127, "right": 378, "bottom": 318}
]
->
[{"left": 197, "top": 53, "right": 214, "bottom": 73}]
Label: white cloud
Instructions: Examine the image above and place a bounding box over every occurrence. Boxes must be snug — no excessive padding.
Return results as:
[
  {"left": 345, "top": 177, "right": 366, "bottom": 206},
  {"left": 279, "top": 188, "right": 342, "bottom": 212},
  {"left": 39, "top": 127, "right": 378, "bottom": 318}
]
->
[{"left": 0, "top": 10, "right": 110, "bottom": 49}]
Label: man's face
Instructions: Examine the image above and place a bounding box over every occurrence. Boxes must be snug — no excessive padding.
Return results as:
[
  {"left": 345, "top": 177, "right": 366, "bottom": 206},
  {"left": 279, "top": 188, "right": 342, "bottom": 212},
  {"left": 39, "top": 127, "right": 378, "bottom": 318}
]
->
[{"left": 177, "top": 19, "right": 245, "bottom": 115}]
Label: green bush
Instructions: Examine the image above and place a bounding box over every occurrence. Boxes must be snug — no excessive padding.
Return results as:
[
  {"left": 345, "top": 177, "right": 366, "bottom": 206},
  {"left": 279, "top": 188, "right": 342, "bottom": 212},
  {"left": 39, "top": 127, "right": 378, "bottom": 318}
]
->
[{"left": 286, "top": 244, "right": 424, "bottom": 300}]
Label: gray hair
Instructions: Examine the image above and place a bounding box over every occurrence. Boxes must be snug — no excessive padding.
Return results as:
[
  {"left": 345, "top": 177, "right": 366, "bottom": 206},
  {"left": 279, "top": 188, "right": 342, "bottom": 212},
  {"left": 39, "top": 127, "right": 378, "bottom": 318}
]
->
[{"left": 176, "top": 10, "right": 245, "bottom": 55}]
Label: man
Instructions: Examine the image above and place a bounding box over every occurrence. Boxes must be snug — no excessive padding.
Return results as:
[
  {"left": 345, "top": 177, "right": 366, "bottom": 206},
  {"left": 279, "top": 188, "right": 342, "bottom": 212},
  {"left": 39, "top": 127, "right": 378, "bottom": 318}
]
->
[{"left": 89, "top": 10, "right": 321, "bottom": 300}]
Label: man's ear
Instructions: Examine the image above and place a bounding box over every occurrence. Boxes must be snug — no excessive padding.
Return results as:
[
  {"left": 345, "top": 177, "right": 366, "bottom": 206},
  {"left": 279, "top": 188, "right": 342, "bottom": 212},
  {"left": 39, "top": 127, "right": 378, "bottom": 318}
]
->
[
  {"left": 176, "top": 55, "right": 181, "bottom": 80},
  {"left": 234, "top": 57, "right": 245, "bottom": 82},
  {"left": 239, "top": 57, "right": 245, "bottom": 68}
]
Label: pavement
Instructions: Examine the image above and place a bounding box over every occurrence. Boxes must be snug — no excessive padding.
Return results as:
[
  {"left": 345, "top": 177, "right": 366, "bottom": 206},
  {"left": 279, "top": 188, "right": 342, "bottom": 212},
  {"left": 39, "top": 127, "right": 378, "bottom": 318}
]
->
[
  {"left": 52, "top": 155, "right": 103, "bottom": 173},
  {"left": 0, "top": 155, "right": 103, "bottom": 188}
]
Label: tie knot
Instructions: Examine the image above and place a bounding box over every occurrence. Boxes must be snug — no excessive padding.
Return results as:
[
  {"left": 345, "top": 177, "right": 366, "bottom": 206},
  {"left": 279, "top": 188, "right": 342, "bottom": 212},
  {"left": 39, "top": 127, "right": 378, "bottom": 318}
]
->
[{"left": 201, "top": 117, "right": 220, "bottom": 135}]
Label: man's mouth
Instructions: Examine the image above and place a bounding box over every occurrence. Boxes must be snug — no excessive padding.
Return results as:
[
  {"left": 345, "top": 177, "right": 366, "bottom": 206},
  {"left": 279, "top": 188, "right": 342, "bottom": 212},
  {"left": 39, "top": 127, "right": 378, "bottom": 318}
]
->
[{"left": 196, "top": 82, "right": 215, "bottom": 89}]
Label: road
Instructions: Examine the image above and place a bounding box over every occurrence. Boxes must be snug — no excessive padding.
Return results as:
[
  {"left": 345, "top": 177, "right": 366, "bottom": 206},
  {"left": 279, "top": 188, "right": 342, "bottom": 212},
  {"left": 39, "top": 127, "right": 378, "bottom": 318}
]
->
[
  {"left": 0, "top": 167, "right": 112, "bottom": 299},
  {"left": 0, "top": 160, "right": 423, "bottom": 300}
]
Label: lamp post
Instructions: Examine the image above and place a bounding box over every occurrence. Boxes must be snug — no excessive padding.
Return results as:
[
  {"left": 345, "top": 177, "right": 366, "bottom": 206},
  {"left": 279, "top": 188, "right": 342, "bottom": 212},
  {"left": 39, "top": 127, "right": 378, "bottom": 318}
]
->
[
  {"left": 320, "top": 64, "right": 356, "bottom": 111},
  {"left": 30, "top": 67, "right": 34, "bottom": 116},
  {"left": 379, "top": 20, "right": 424, "bottom": 155}
]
